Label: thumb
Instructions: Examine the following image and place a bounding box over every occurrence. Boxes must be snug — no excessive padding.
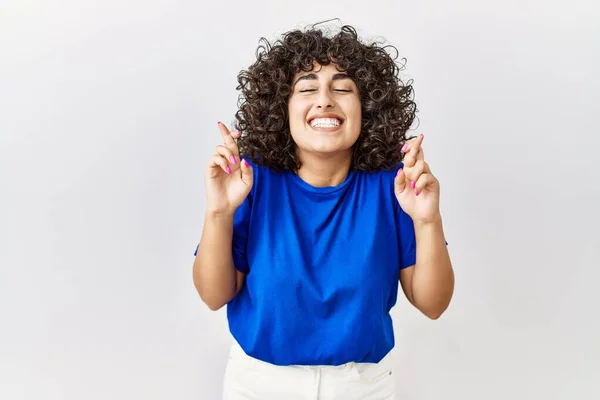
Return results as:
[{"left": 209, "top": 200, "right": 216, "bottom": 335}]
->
[
  {"left": 394, "top": 167, "right": 408, "bottom": 197},
  {"left": 240, "top": 158, "right": 254, "bottom": 188}
]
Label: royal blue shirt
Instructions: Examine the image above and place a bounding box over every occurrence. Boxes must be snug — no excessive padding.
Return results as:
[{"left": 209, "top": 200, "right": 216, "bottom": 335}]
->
[{"left": 195, "top": 159, "right": 417, "bottom": 366}]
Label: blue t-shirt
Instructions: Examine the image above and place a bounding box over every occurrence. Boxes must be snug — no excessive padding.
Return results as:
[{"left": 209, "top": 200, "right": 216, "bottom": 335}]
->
[{"left": 195, "top": 159, "right": 417, "bottom": 366}]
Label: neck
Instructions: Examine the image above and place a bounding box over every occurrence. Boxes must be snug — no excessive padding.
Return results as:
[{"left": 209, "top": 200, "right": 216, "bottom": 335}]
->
[{"left": 296, "top": 150, "right": 352, "bottom": 187}]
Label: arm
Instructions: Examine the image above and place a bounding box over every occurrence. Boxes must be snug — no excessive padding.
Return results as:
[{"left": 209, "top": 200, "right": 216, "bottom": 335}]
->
[
  {"left": 395, "top": 134, "right": 454, "bottom": 319},
  {"left": 400, "top": 216, "right": 454, "bottom": 319},
  {"left": 193, "top": 211, "right": 246, "bottom": 311},
  {"left": 193, "top": 123, "right": 253, "bottom": 311}
]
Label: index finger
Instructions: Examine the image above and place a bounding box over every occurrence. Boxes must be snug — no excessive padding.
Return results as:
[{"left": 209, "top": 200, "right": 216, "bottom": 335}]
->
[
  {"left": 402, "top": 134, "right": 425, "bottom": 167},
  {"left": 217, "top": 121, "right": 236, "bottom": 146},
  {"left": 218, "top": 122, "right": 243, "bottom": 158}
]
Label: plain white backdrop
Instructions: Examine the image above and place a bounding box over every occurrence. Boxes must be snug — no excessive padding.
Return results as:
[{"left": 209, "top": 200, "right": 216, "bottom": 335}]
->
[{"left": 1, "top": 0, "right": 599, "bottom": 399}]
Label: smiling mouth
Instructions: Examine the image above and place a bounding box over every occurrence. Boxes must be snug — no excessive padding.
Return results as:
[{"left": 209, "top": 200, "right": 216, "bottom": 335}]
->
[{"left": 309, "top": 117, "right": 344, "bottom": 129}]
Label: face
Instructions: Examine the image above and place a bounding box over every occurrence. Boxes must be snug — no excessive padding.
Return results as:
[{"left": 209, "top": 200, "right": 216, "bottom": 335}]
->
[{"left": 288, "top": 62, "right": 362, "bottom": 159}]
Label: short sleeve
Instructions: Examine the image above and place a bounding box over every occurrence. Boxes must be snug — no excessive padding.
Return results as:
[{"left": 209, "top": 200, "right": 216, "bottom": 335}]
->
[
  {"left": 231, "top": 195, "right": 252, "bottom": 273},
  {"left": 395, "top": 202, "right": 417, "bottom": 270}
]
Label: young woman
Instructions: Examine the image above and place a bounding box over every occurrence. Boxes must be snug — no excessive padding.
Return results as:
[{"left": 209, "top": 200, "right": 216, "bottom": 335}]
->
[{"left": 193, "top": 23, "right": 454, "bottom": 399}]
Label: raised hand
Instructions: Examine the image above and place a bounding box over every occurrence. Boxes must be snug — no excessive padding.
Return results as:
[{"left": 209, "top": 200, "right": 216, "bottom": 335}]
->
[
  {"left": 205, "top": 122, "right": 253, "bottom": 215},
  {"left": 394, "top": 134, "right": 441, "bottom": 224}
]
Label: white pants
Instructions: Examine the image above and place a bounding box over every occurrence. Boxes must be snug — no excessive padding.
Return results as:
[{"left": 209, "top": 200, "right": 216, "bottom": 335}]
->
[{"left": 222, "top": 341, "right": 397, "bottom": 399}]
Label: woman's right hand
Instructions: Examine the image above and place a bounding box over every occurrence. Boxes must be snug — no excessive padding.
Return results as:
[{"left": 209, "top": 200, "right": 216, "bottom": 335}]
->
[{"left": 204, "top": 122, "right": 254, "bottom": 216}]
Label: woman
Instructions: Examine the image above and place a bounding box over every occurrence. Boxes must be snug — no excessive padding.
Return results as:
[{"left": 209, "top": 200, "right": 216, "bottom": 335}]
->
[{"left": 193, "top": 23, "right": 454, "bottom": 399}]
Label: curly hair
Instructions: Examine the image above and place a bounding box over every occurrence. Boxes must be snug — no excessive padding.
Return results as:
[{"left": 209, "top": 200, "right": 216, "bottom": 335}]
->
[{"left": 234, "top": 23, "right": 418, "bottom": 172}]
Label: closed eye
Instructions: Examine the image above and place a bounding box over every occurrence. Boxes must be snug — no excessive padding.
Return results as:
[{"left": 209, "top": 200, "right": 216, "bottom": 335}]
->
[{"left": 299, "top": 89, "right": 352, "bottom": 93}]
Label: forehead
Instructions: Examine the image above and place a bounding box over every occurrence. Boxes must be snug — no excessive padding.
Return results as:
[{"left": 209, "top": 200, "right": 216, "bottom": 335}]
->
[{"left": 293, "top": 62, "right": 346, "bottom": 78}]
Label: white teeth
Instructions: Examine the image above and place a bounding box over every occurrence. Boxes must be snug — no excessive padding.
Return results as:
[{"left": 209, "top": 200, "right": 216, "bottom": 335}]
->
[{"left": 310, "top": 118, "right": 341, "bottom": 128}]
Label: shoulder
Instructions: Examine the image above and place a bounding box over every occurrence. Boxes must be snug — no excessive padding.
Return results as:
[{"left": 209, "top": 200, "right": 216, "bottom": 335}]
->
[
  {"left": 242, "top": 157, "right": 278, "bottom": 174},
  {"left": 355, "top": 164, "right": 410, "bottom": 215},
  {"left": 242, "top": 157, "right": 286, "bottom": 197},
  {"left": 355, "top": 162, "right": 403, "bottom": 186},
  {"left": 242, "top": 157, "right": 282, "bottom": 179}
]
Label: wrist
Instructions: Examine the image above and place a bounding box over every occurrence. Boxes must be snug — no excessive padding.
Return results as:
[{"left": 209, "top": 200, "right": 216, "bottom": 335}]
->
[
  {"left": 205, "top": 208, "right": 236, "bottom": 221},
  {"left": 413, "top": 214, "right": 448, "bottom": 246},
  {"left": 413, "top": 213, "right": 442, "bottom": 229}
]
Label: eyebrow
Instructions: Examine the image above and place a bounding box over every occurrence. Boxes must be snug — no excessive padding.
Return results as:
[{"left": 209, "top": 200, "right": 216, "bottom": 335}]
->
[{"left": 293, "top": 73, "right": 352, "bottom": 86}]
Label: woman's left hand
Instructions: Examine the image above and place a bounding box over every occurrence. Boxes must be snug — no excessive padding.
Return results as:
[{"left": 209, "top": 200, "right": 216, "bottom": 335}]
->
[{"left": 394, "top": 134, "right": 441, "bottom": 224}]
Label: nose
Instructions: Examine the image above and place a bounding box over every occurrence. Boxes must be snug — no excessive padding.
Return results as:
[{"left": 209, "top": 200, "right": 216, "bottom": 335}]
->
[{"left": 316, "top": 89, "right": 334, "bottom": 109}]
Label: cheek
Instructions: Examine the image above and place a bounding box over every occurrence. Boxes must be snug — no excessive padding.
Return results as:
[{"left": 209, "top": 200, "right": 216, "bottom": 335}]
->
[
  {"left": 352, "top": 98, "right": 362, "bottom": 116},
  {"left": 341, "top": 95, "right": 361, "bottom": 115},
  {"left": 346, "top": 101, "right": 362, "bottom": 129},
  {"left": 288, "top": 101, "right": 307, "bottom": 123},
  {"left": 287, "top": 101, "right": 309, "bottom": 145}
]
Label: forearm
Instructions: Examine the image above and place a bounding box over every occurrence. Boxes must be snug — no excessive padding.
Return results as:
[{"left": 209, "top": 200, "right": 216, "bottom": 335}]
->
[
  {"left": 193, "top": 212, "right": 237, "bottom": 310},
  {"left": 411, "top": 216, "right": 454, "bottom": 319}
]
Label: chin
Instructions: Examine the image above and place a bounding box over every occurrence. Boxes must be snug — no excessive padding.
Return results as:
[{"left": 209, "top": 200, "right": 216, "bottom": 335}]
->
[
  {"left": 292, "top": 128, "right": 357, "bottom": 156},
  {"left": 307, "top": 143, "right": 352, "bottom": 155}
]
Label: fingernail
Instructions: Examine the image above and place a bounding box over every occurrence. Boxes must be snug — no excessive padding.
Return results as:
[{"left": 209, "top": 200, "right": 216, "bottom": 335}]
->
[
  {"left": 217, "top": 121, "right": 221, "bottom": 126},
  {"left": 411, "top": 181, "right": 415, "bottom": 189},
  {"left": 232, "top": 130, "right": 240, "bottom": 135},
  {"left": 242, "top": 159, "right": 249, "bottom": 168},
  {"left": 402, "top": 144, "right": 408, "bottom": 152},
  {"left": 415, "top": 190, "right": 419, "bottom": 196},
  {"left": 225, "top": 166, "right": 231, "bottom": 174},
  {"left": 230, "top": 156, "right": 236, "bottom": 164}
]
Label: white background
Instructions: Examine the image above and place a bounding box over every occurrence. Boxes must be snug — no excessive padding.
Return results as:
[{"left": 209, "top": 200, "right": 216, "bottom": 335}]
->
[{"left": 1, "top": 1, "right": 599, "bottom": 399}]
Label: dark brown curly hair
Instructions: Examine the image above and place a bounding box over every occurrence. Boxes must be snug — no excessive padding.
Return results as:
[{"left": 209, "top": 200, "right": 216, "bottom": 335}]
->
[{"left": 234, "top": 23, "right": 418, "bottom": 173}]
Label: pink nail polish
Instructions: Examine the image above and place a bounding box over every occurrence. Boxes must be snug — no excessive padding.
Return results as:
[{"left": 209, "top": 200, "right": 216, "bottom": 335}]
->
[
  {"left": 225, "top": 166, "right": 231, "bottom": 174},
  {"left": 411, "top": 181, "right": 415, "bottom": 189},
  {"left": 230, "top": 156, "right": 236, "bottom": 164},
  {"left": 402, "top": 144, "right": 408, "bottom": 152},
  {"left": 415, "top": 190, "right": 419, "bottom": 196},
  {"left": 242, "top": 159, "right": 249, "bottom": 168}
]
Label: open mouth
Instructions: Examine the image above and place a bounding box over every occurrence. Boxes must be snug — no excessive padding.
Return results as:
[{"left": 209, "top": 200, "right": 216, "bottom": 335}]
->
[{"left": 308, "top": 117, "right": 344, "bottom": 129}]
